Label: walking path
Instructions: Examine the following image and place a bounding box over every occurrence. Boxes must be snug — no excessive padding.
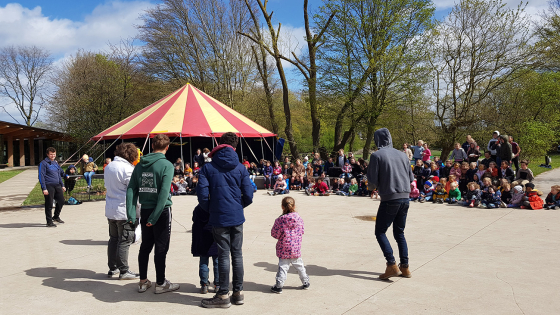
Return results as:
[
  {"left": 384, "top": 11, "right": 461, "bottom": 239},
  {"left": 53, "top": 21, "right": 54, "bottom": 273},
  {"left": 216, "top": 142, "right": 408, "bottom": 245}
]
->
[
  {"left": 0, "top": 168, "right": 38, "bottom": 209},
  {"left": 0, "top": 167, "right": 559, "bottom": 314}
]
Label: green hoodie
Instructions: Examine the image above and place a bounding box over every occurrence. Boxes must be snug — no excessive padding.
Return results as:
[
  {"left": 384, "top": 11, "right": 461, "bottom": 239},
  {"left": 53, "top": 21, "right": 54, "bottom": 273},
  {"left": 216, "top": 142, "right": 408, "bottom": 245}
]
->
[
  {"left": 449, "top": 188, "right": 461, "bottom": 200},
  {"left": 126, "top": 152, "right": 173, "bottom": 225}
]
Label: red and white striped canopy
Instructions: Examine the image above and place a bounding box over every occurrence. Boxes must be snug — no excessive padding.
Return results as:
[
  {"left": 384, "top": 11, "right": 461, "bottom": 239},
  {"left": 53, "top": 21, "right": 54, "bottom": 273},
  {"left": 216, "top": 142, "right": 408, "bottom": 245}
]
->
[{"left": 92, "top": 84, "right": 275, "bottom": 140}]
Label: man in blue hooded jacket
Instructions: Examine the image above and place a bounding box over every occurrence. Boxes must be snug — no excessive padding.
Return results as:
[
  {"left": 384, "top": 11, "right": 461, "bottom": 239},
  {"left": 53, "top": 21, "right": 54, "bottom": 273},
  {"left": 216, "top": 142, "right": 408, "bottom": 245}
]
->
[
  {"left": 367, "top": 128, "right": 415, "bottom": 280},
  {"left": 39, "top": 147, "right": 66, "bottom": 227},
  {"left": 197, "top": 132, "right": 253, "bottom": 308}
]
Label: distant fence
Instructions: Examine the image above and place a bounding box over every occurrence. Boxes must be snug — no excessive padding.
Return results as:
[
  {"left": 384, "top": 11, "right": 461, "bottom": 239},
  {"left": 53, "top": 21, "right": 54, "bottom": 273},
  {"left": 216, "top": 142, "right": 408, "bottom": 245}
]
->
[{"left": 65, "top": 174, "right": 106, "bottom": 202}]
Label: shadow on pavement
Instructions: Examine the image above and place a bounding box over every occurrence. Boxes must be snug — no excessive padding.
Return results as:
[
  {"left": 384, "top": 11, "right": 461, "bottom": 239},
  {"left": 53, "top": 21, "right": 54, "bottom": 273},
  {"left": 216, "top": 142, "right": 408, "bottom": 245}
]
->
[
  {"left": 60, "top": 239, "right": 107, "bottom": 246},
  {"left": 254, "top": 262, "right": 382, "bottom": 281},
  {"left": 0, "top": 223, "right": 46, "bottom": 228},
  {"left": 25, "top": 267, "right": 201, "bottom": 306}
]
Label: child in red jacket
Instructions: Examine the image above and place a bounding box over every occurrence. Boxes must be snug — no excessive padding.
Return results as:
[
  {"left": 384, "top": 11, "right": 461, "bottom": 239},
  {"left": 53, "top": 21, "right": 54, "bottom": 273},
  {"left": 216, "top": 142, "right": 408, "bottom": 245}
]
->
[{"left": 270, "top": 197, "right": 310, "bottom": 294}]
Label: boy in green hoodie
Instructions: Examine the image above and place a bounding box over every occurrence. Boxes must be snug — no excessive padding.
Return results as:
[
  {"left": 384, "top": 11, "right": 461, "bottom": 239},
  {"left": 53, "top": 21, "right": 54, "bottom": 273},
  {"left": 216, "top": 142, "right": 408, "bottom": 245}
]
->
[
  {"left": 126, "top": 134, "right": 178, "bottom": 294},
  {"left": 446, "top": 182, "right": 461, "bottom": 204}
]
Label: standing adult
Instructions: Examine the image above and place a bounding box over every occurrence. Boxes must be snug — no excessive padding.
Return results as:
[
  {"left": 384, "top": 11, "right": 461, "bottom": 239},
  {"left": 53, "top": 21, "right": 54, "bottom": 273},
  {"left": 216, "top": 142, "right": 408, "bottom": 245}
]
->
[
  {"left": 105, "top": 143, "right": 139, "bottom": 280},
  {"left": 467, "top": 142, "right": 481, "bottom": 163},
  {"left": 487, "top": 131, "right": 500, "bottom": 162},
  {"left": 509, "top": 136, "right": 521, "bottom": 172},
  {"left": 403, "top": 143, "right": 413, "bottom": 163},
  {"left": 497, "top": 135, "right": 512, "bottom": 166},
  {"left": 462, "top": 135, "right": 473, "bottom": 153},
  {"left": 126, "top": 134, "right": 179, "bottom": 294},
  {"left": 336, "top": 149, "right": 346, "bottom": 167},
  {"left": 194, "top": 148, "right": 204, "bottom": 167},
  {"left": 197, "top": 132, "right": 254, "bottom": 308},
  {"left": 367, "top": 128, "right": 414, "bottom": 280},
  {"left": 39, "top": 147, "right": 66, "bottom": 227},
  {"left": 203, "top": 148, "right": 212, "bottom": 164},
  {"left": 411, "top": 140, "right": 424, "bottom": 164}
]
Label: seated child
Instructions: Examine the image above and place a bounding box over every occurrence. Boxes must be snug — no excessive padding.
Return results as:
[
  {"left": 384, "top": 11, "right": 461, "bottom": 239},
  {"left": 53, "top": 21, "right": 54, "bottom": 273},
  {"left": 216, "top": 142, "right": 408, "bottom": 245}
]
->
[
  {"left": 193, "top": 162, "right": 200, "bottom": 176},
  {"left": 500, "top": 182, "right": 512, "bottom": 207},
  {"left": 331, "top": 178, "right": 340, "bottom": 193},
  {"left": 544, "top": 185, "right": 560, "bottom": 210},
  {"left": 432, "top": 182, "right": 448, "bottom": 204},
  {"left": 341, "top": 161, "right": 352, "bottom": 180},
  {"left": 272, "top": 161, "right": 282, "bottom": 182},
  {"left": 184, "top": 163, "right": 193, "bottom": 174},
  {"left": 421, "top": 162, "right": 432, "bottom": 186},
  {"left": 263, "top": 161, "right": 273, "bottom": 189},
  {"left": 409, "top": 181, "right": 420, "bottom": 201},
  {"left": 512, "top": 160, "right": 534, "bottom": 188},
  {"left": 64, "top": 165, "right": 77, "bottom": 193},
  {"left": 480, "top": 151, "right": 494, "bottom": 169},
  {"left": 306, "top": 178, "right": 329, "bottom": 196},
  {"left": 270, "top": 197, "right": 310, "bottom": 293},
  {"left": 177, "top": 177, "right": 189, "bottom": 195},
  {"left": 269, "top": 175, "right": 288, "bottom": 196},
  {"left": 508, "top": 185, "right": 524, "bottom": 208},
  {"left": 433, "top": 156, "right": 443, "bottom": 169},
  {"left": 472, "top": 174, "right": 481, "bottom": 187},
  {"left": 430, "top": 163, "right": 440, "bottom": 178},
  {"left": 466, "top": 162, "right": 477, "bottom": 183},
  {"left": 463, "top": 182, "right": 482, "bottom": 207},
  {"left": 476, "top": 164, "right": 486, "bottom": 181},
  {"left": 450, "top": 162, "right": 462, "bottom": 179},
  {"left": 348, "top": 178, "right": 358, "bottom": 196},
  {"left": 191, "top": 205, "right": 219, "bottom": 294},
  {"left": 357, "top": 177, "right": 369, "bottom": 196},
  {"left": 498, "top": 161, "right": 515, "bottom": 183},
  {"left": 446, "top": 175, "right": 457, "bottom": 193},
  {"left": 520, "top": 183, "right": 543, "bottom": 210},
  {"left": 481, "top": 185, "right": 501, "bottom": 209},
  {"left": 336, "top": 178, "right": 350, "bottom": 196},
  {"left": 446, "top": 182, "right": 461, "bottom": 204},
  {"left": 419, "top": 181, "right": 434, "bottom": 203},
  {"left": 291, "top": 175, "right": 302, "bottom": 191},
  {"left": 440, "top": 160, "right": 452, "bottom": 179},
  {"left": 413, "top": 160, "right": 425, "bottom": 191},
  {"left": 174, "top": 164, "right": 183, "bottom": 177}
]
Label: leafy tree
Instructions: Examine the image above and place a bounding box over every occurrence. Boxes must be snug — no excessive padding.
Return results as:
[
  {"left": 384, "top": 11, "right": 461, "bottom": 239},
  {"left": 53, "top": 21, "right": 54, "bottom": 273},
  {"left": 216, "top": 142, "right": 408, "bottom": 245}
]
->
[{"left": 517, "top": 121, "right": 557, "bottom": 160}]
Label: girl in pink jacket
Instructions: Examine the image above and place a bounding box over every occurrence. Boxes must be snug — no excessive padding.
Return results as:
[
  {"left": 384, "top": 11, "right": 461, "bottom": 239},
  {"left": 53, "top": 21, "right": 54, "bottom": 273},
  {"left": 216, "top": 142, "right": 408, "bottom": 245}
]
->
[{"left": 270, "top": 197, "right": 310, "bottom": 294}]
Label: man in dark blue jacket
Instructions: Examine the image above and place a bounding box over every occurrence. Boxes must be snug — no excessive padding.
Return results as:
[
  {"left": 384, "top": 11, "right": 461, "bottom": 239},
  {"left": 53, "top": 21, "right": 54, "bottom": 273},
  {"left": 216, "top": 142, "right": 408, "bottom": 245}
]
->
[
  {"left": 197, "top": 132, "right": 253, "bottom": 308},
  {"left": 39, "top": 147, "right": 66, "bottom": 227}
]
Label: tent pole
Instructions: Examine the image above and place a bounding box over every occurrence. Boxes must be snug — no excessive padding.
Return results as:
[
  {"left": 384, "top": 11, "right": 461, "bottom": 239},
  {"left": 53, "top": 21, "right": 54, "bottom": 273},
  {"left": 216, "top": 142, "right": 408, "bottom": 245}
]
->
[
  {"left": 260, "top": 134, "right": 265, "bottom": 161},
  {"left": 149, "top": 135, "right": 151, "bottom": 154},
  {"left": 180, "top": 134, "right": 184, "bottom": 169},
  {"left": 240, "top": 133, "right": 244, "bottom": 162},
  {"left": 141, "top": 134, "right": 149, "bottom": 153},
  {"left": 103, "top": 140, "right": 106, "bottom": 160},
  {"left": 189, "top": 137, "right": 193, "bottom": 167},
  {"left": 273, "top": 137, "right": 275, "bottom": 161}
]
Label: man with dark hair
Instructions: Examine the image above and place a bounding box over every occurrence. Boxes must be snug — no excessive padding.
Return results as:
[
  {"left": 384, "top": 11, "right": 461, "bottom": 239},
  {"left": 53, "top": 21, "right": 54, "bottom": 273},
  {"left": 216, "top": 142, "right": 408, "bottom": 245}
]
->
[
  {"left": 367, "top": 128, "right": 415, "bottom": 280},
  {"left": 126, "top": 134, "right": 179, "bottom": 294},
  {"left": 105, "top": 143, "right": 139, "bottom": 280},
  {"left": 39, "top": 147, "right": 66, "bottom": 227},
  {"left": 198, "top": 132, "right": 254, "bottom": 308}
]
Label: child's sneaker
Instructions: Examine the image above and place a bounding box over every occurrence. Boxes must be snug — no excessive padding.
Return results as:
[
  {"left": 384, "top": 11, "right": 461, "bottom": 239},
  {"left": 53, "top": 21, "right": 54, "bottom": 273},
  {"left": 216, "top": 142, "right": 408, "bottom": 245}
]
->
[
  {"left": 155, "top": 279, "right": 180, "bottom": 294},
  {"left": 301, "top": 282, "right": 310, "bottom": 290},
  {"left": 200, "top": 283, "right": 209, "bottom": 294},
  {"left": 138, "top": 279, "right": 152, "bottom": 293},
  {"left": 270, "top": 285, "right": 283, "bottom": 294}
]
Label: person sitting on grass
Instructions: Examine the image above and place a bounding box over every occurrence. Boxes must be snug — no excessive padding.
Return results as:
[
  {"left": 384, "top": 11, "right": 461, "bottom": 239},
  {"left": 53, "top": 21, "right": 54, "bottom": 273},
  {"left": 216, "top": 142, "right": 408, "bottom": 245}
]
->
[
  {"left": 446, "top": 182, "right": 461, "bottom": 204},
  {"left": 463, "top": 182, "right": 482, "bottom": 208},
  {"left": 544, "top": 185, "right": 560, "bottom": 210},
  {"left": 520, "top": 183, "right": 543, "bottom": 210}
]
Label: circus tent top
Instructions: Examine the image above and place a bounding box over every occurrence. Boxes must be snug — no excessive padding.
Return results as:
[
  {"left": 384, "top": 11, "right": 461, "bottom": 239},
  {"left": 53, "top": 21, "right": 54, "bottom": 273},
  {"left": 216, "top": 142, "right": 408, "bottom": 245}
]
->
[{"left": 91, "top": 84, "right": 275, "bottom": 140}]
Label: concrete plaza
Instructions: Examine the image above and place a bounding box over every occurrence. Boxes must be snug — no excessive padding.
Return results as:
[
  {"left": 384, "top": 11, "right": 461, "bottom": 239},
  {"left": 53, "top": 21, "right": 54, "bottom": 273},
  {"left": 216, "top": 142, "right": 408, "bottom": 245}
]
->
[{"left": 1, "top": 170, "right": 559, "bottom": 314}]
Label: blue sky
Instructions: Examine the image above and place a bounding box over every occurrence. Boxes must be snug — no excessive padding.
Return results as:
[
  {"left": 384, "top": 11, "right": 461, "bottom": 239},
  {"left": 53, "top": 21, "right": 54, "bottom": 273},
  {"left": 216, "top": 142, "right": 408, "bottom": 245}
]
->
[{"left": 0, "top": 0, "right": 550, "bottom": 124}]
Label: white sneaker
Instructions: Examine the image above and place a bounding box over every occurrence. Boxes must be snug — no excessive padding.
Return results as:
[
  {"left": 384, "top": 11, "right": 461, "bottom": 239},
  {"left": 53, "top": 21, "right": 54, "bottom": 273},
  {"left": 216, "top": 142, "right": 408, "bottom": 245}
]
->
[
  {"left": 138, "top": 279, "right": 152, "bottom": 293},
  {"left": 119, "top": 270, "right": 140, "bottom": 280},
  {"left": 155, "top": 279, "right": 180, "bottom": 294}
]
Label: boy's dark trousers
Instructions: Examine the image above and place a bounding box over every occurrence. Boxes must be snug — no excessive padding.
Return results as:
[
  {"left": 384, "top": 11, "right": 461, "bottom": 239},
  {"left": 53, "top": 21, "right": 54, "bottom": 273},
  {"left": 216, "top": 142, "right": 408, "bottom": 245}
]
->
[
  {"left": 138, "top": 207, "right": 172, "bottom": 285},
  {"left": 44, "top": 184, "right": 65, "bottom": 224},
  {"left": 108, "top": 219, "right": 135, "bottom": 273},
  {"left": 213, "top": 224, "right": 244, "bottom": 295}
]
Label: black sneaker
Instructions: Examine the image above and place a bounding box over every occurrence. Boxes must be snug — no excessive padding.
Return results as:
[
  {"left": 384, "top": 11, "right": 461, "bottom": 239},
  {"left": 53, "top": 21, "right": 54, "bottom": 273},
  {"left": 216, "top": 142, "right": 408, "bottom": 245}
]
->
[
  {"left": 231, "top": 291, "right": 244, "bottom": 305},
  {"left": 201, "top": 294, "right": 231, "bottom": 308},
  {"left": 270, "top": 286, "right": 282, "bottom": 294},
  {"left": 301, "top": 282, "right": 310, "bottom": 290},
  {"left": 53, "top": 217, "right": 65, "bottom": 224},
  {"left": 46, "top": 222, "right": 57, "bottom": 227}
]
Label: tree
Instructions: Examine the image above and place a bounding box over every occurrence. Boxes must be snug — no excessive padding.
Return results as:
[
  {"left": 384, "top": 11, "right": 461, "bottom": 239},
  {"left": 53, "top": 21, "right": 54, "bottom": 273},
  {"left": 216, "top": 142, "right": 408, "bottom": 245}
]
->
[
  {"left": 138, "top": 0, "right": 256, "bottom": 107},
  {"left": 317, "top": 0, "right": 435, "bottom": 154},
  {"left": 535, "top": 0, "right": 560, "bottom": 70},
  {"left": 0, "top": 45, "right": 53, "bottom": 126},
  {"left": 427, "top": 0, "right": 534, "bottom": 160},
  {"left": 240, "top": 0, "right": 300, "bottom": 158}
]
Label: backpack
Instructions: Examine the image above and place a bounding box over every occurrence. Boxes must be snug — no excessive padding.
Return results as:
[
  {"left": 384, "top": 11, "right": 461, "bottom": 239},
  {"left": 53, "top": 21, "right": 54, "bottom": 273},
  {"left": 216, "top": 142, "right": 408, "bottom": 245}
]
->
[{"left": 66, "top": 197, "right": 82, "bottom": 205}]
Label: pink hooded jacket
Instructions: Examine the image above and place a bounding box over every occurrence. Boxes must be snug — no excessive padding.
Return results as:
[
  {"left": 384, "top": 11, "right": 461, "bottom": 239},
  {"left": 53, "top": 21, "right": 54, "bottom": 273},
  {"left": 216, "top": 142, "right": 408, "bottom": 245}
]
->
[
  {"left": 271, "top": 212, "right": 304, "bottom": 259},
  {"left": 410, "top": 181, "right": 420, "bottom": 198}
]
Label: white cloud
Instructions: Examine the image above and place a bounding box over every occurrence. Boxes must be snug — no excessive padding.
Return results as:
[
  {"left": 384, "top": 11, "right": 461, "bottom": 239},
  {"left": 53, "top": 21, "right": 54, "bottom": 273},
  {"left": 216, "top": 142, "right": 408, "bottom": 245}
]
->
[
  {"left": 0, "top": 1, "right": 154, "bottom": 57},
  {"left": 433, "top": 0, "right": 551, "bottom": 18}
]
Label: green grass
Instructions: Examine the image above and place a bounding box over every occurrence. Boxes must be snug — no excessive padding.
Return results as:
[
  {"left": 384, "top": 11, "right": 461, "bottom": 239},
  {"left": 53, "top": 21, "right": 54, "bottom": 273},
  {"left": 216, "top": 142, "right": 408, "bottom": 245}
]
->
[
  {"left": 22, "top": 182, "right": 45, "bottom": 206},
  {"left": 23, "top": 177, "right": 106, "bottom": 206},
  {"left": 530, "top": 153, "right": 560, "bottom": 177},
  {"left": 0, "top": 170, "right": 25, "bottom": 184}
]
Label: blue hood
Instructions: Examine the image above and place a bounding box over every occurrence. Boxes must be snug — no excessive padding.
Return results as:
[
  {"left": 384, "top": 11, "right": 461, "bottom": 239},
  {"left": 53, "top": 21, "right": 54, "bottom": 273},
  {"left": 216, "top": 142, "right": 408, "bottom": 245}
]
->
[{"left": 211, "top": 146, "right": 239, "bottom": 170}]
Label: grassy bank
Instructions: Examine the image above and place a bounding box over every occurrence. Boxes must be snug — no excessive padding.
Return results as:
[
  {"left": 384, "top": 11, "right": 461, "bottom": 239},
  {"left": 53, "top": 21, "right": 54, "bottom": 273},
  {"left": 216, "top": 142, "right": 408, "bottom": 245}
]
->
[{"left": 0, "top": 170, "right": 25, "bottom": 184}]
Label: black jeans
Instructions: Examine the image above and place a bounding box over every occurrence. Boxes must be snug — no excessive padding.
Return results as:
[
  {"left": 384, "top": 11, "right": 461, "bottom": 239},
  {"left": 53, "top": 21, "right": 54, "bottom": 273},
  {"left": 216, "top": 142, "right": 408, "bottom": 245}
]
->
[
  {"left": 512, "top": 156, "right": 520, "bottom": 172},
  {"left": 213, "top": 224, "right": 244, "bottom": 295},
  {"left": 375, "top": 198, "right": 409, "bottom": 265},
  {"left": 138, "top": 207, "right": 171, "bottom": 285},
  {"left": 108, "top": 219, "right": 135, "bottom": 273},
  {"left": 44, "top": 184, "right": 65, "bottom": 224}
]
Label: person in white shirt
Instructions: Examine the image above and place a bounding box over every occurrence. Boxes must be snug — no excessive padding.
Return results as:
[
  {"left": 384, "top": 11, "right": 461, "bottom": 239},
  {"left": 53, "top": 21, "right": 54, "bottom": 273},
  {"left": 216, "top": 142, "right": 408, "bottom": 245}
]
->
[{"left": 105, "top": 143, "right": 140, "bottom": 280}]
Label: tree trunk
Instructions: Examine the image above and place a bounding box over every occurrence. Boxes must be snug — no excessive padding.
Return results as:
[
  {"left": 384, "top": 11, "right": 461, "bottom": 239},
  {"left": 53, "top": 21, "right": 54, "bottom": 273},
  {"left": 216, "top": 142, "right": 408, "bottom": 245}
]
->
[
  {"left": 251, "top": 46, "right": 279, "bottom": 135},
  {"left": 348, "top": 130, "right": 355, "bottom": 152}
]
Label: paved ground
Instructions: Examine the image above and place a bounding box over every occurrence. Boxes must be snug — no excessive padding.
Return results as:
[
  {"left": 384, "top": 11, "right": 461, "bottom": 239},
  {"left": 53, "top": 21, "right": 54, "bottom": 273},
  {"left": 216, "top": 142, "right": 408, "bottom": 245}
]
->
[
  {"left": 0, "top": 168, "right": 38, "bottom": 209},
  {"left": 1, "top": 169, "right": 559, "bottom": 315}
]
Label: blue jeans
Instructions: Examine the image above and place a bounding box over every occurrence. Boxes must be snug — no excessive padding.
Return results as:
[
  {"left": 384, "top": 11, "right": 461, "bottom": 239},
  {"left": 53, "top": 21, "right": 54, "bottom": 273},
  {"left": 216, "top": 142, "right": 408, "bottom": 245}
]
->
[
  {"left": 199, "top": 256, "right": 219, "bottom": 286},
  {"left": 212, "top": 224, "right": 244, "bottom": 295},
  {"left": 375, "top": 198, "right": 409, "bottom": 265},
  {"left": 83, "top": 172, "right": 95, "bottom": 186}
]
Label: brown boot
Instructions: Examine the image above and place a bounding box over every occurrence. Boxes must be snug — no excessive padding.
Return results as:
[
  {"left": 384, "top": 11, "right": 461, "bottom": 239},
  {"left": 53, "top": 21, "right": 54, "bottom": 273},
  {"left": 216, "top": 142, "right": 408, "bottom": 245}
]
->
[
  {"left": 379, "top": 263, "right": 401, "bottom": 280},
  {"left": 399, "top": 264, "right": 411, "bottom": 278}
]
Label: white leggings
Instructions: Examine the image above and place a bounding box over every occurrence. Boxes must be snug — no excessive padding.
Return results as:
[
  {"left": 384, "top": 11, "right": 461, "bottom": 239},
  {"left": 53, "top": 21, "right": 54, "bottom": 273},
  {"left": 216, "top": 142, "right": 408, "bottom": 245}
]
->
[{"left": 275, "top": 257, "right": 309, "bottom": 287}]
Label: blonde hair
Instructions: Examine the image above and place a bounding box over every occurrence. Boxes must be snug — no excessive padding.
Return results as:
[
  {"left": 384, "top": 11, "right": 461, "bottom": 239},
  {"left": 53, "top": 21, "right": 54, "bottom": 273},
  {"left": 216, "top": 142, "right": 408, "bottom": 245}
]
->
[
  {"left": 467, "top": 182, "right": 480, "bottom": 190},
  {"left": 482, "top": 177, "right": 492, "bottom": 186},
  {"left": 351, "top": 178, "right": 357, "bottom": 185},
  {"left": 282, "top": 196, "right": 296, "bottom": 215},
  {"left": 470, "top": 162, "right": 477, "bottom": 169},
  {"left": 551, "top": 185, "right": 560, "bottom": 192},
  {"left": 448, "top": 174, "right": 456, "bottom": 181},
  {"left": 450, "top": 181, "right": 458, "bottom": 189}
]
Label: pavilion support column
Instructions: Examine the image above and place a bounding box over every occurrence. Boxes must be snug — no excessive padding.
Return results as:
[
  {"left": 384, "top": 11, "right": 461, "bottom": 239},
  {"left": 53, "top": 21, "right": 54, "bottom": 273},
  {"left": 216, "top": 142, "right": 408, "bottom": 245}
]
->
[
  {"left": 29, "top": 138, "right": 35, "bottom": 166},
  {"left": 19, "top": 138, "right": 25, "bottom": 166},
  {"left": 7, "top": 136, "right": 13, "bottom": 167},
  {"left": 38, "top": 140, "right": 44, "bottom": 161}
]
